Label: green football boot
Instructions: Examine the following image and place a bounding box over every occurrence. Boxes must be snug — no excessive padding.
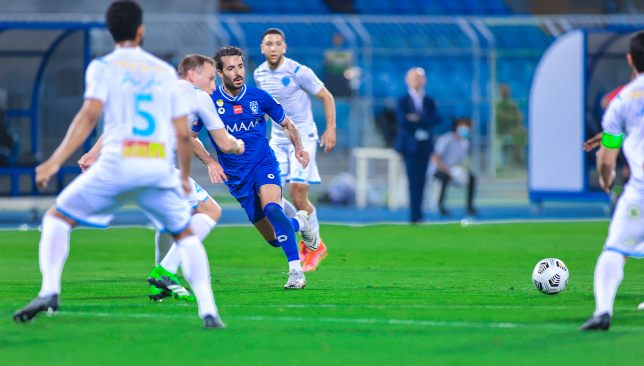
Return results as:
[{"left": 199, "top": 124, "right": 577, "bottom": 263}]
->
[{"left": 147, "top": 265, "right": 196, "bottom": 303}]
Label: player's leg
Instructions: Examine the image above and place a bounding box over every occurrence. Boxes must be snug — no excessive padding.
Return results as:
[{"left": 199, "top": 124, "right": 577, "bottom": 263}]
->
[
  {"left": 13, "top": 207, "right": 75, "bottom": 322},
  {"left": 286, "top": 139, "right": 323, "bottom": 261},
  {"left": 140, "top": 187, "right": 222, "bottom": 327},
  {"left": 290, "top": 183, "right": 327, "bottom": 271},
  {"left": 581, "top": 194, "right": 644, "bottom": 331},
  {"left": 258, "top": 183, "right": 307, "bottom": 289},
  {"left": 281, "top": 197, "right": 309, "bottom": 261},
  {"left": 14, "top": 171, "right": 115, "bottom": 323},
  {"left": 150, "top": 179, "right": 221, "bottom": 301}
]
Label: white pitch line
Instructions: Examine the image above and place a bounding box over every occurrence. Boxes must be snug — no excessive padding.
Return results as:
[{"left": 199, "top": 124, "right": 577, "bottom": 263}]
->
[
  {"left": 0, "top": 218, "right": 610, "bottom": 232},
  {"left": 53, "top": 310, "right": 644, "bottom": 331}
]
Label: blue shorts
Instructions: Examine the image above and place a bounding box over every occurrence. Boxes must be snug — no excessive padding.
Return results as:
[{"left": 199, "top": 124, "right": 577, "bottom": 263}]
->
[{"left": 227, "top": 157, "right": 282, "bottom": 223}]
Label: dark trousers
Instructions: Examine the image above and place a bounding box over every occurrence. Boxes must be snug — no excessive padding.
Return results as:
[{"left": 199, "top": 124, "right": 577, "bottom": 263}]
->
[
  {"left": 433, "top": 170, "right": 476, "bottom": 212},
  {"left": 402, "top": 146, "right": 431, "bottom": 223}
]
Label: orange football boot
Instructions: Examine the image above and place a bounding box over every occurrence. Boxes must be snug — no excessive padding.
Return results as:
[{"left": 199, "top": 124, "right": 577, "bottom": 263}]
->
[
  {"left": 298, "top": 240, "right": 309, "bottom": 262},
  {"left": 302, "top": 240, "right": 328, "bottom": 272}
]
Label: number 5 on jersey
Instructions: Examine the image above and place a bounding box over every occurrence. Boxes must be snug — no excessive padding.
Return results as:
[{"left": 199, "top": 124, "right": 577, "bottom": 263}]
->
[{"left": 133, "top": 93, "right": 155, "bottom": 136}]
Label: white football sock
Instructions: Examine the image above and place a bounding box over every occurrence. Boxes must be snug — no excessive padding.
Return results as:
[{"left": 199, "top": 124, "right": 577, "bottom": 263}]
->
[
  {"left": 309, "top": 207, "right": 320, "bottom": 234},
  {"left": 158, "top": 213, "right": 216, "bottom": 273},
  {"left": 190, "top": 213, "right": 216, "bottom": 241},
  {"left": 160, "top": 244, "right": 181, "bottom": 274},
  {"left": 594, "top": 250, "right": 625, "bottom": 316},
  {"left": 178, "top": 235, "right": 217, "bottom": 318},
  {"left": 155, "top": 232, "right": 174, "bottom": 265},
  {"left": 38, "top": 215, "right": 71, "bottom": 297},
  {"left": 282, "top": 198, "right": 297, "bottom": 218},
  {"left": 288, "top": 259, "right": 302, "bottom": 272}
]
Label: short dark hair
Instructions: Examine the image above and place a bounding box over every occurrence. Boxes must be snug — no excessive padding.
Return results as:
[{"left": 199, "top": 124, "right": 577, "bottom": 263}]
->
[
  {"left": 452, "top": 117, "right": 472, "bottom": 131},
  {"left": 213, "top": 46, "right": 244, "bottom": 71},
  {"left": 261, "top": 28, "right": 286, "bottom": 43},
  {"left": 629, "top": 31, "right": 644, "bottom": 73},
  {"left": 178, "top": 54, "right": 215, "bottom": 78},
  {"left": 106, "top": 0, "right": 142, "bottom": 43}
]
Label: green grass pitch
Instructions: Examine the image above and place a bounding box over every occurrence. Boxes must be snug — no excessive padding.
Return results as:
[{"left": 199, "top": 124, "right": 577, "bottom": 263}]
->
[{"left": 1, "top": 222, "right": 642, "bottom": 365}]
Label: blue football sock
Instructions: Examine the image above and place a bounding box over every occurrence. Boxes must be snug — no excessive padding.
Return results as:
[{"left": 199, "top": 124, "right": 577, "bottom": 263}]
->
[
  {"left": 289, "top": 218, "right": 300, "bottom": 232},
  {"left": 264, "top": 202, "right": 299, "bottom": 262},
  {"left": 267, "top": 239, "right": 280, "bottom": 248}
]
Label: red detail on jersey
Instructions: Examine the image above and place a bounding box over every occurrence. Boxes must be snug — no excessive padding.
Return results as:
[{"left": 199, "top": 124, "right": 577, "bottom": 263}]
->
[{"left": 234, "top": 105, "right": 243, "bottom": 114}]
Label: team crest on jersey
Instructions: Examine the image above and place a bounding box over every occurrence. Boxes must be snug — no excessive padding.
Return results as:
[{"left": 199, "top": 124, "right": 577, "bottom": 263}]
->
[
  {"left": 216, "top": 99, "right": 224, "bottom": 107},
  {"left": 281, "top": 76, "right": 290, "bottom": 86},
  {"left": 249, "top": 100, "right": 259, "bottom": 115}
]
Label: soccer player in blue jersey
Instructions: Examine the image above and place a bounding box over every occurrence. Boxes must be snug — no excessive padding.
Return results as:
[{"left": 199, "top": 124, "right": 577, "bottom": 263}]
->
[{"left": 193, "top": 46, "right": 317, "bottom": 289}]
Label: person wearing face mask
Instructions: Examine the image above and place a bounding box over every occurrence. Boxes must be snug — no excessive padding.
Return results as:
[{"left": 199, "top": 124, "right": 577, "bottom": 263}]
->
[
  {"left": 428, "top": 118, "right": 477, "bottom": 217},
  {"left": 394, "top": 67, "right": 440, "bottom": 223}
]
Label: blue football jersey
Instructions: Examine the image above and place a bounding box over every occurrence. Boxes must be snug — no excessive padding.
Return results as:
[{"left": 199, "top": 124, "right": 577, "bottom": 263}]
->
[{"left": 193, "top": 84, "right": 286, "bottom": 184}]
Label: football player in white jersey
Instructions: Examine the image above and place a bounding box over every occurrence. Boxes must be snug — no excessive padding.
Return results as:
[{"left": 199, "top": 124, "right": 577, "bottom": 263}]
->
[
  {"left": 253, "top": 28, "right": 336, "bottom": 271},
  {"left": 580, "top": 31, "right": 644, "bottom": 331},
  {"left": 12, "top": 1, "right": 228, "bottom": 328},
  {"left": 78, "top": 54, "right": 244, "bottom": 302}
]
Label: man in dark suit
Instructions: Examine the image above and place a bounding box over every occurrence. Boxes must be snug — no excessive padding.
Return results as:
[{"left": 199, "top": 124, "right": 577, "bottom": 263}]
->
[{"left": 394, "top": 67, "right": 439, "bottom": 223}]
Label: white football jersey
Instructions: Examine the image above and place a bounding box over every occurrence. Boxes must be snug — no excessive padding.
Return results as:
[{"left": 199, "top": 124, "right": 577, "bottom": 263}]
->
[
  {"left": 175, "top": 79, "right": 224, "bottom": 131},
  {"left": 254, "top": 57, "right": 324, "bottom": 144},
  {"left": 602, "top": 74, "right": 644, "bottom": 198},
  {"left": 84, "top": 46, "right": 189, "bottom": 187}
]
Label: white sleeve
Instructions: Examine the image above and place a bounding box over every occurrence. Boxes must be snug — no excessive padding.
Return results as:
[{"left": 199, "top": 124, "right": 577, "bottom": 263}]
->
[
  {"left": 195, "top": 91, "right": 224, "bottom": 130},
  {"left": 294, "top": 64, "right": 324, "bottom": 95},
  {"left": 170, "top": 74, "right": 191, "bottom": 119},
  {"left": 84, "top": 59, "right": 109, "bottom": 102},
  {"left": 601, "top": 95, "right": 625, "bottom": 135}
]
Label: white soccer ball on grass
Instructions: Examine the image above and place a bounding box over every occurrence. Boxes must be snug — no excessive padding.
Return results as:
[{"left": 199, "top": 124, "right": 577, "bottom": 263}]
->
[{"left": 532, "top": 258, "right": 569, "bottom": 294}]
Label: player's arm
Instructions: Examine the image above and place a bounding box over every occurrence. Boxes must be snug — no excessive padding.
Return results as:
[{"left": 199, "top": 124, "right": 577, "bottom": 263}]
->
[
  {"left": 173, "top": 115, "right": 193, "bottom": 193},
  {"left": 36, "top": 99, "right": 103, "bottom": 190},
  {"left": 281, "top": 116, "right": 309, "bottom": 168},
  {"left": 315, "top": 86, "right": 336, "bottom": 153},
  {"left": 190, "top": 132, "right": 226, "bottom": 184},
  {"left": 207, "top": 129, "right": 244, "bottom": 155},
  {"left": 596, "top": 132, "right": 623, "bottom": 192}
]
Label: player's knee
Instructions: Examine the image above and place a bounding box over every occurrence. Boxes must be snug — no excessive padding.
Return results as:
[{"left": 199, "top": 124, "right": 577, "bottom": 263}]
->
[
  {"left": 197, "top": 198, "right": 222, "bottom": 222},
  {"left": 263, "top": 202, "right": 285, "bottom": 220},
  {"left": 47, "top": 207, "right": 77, "bottom": 227}
]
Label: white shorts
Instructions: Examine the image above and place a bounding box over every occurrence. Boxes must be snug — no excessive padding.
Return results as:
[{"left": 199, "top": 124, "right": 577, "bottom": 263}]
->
[
  {"left": 270, "top": 139, "right": 321, "bottom": 185},
  {"left": 56, "top": 165, "right": 191, "bottom": 235},
  {"left": 173, "top": 169, "right": 211, "bottom": 209},
  {"left": 604, "top": 192, "right": 644, "bottom": 258}
]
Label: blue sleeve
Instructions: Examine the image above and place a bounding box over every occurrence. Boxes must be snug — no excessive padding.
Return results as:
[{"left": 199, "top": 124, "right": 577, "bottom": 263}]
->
[
  {"left": 192, "top": 118, "right": 204, "bottom": 133},
  {"left": 259, "top": 89, "right": 286, "bottom": 123}
]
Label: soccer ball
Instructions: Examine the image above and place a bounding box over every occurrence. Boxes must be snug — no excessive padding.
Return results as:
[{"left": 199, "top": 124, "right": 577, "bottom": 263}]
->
[{"left": 532, "top": 258, "right": 569, "bottom": 294}]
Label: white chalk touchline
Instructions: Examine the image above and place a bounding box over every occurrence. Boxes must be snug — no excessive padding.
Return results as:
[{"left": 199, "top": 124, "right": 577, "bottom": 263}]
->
[{"left": 53, "top": 310, "right": 644, "bottom": 331}]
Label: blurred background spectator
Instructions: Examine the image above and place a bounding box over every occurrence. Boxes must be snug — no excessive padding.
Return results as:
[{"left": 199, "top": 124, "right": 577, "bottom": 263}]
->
[
  {"left": 428, "top": 118, "right": 476, "bottom": 216},
  {"left": 394, "top": 67, "right": 439, "bottom": 223},
  {"left": 495, "top": 84, "right": 526, "bottom": 169}
]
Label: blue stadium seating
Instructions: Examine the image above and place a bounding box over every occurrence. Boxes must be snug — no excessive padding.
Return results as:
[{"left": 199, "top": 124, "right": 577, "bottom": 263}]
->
[{"left": 235, "top": 0, "right": 512, "bottom": 15}]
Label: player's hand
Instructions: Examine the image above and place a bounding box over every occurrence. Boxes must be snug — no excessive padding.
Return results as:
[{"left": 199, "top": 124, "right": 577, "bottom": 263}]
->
[
  {"left": 235, "top": 139, "right": 245, "bottom": 155},
  {"left": 295, "top": 148, "right": 309, "bottom": 168},
  {"left": 35, "top": 160, "right": 61, "bottom": 191},
  {"left": 207, "top": 159, "right": 227, "bottom": 184},
  {"left": 583, "top": 132, "right": 602, "bottom": 152},
  {"left": 320, "top": 128, "right": 336, "bottom": 154},
  {"left": 78, "top": 151, "right": 97, "bottom": 172},
  {"left": 181, "top": 176, "right": 192, "bottom": 195}
]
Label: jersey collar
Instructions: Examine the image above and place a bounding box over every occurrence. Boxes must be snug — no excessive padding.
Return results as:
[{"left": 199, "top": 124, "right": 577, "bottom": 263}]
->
[{"left": 219, "top": 84, "right": 247, "bottom": 102}]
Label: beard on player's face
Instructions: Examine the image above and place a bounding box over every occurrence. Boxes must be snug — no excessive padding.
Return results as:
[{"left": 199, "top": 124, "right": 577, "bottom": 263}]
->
[
  {"left": 223, "top": 74, "right": 244, "bottom": 91},
  {"left": 267, "top": 54, "right": 283, "bottom": 68}
]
